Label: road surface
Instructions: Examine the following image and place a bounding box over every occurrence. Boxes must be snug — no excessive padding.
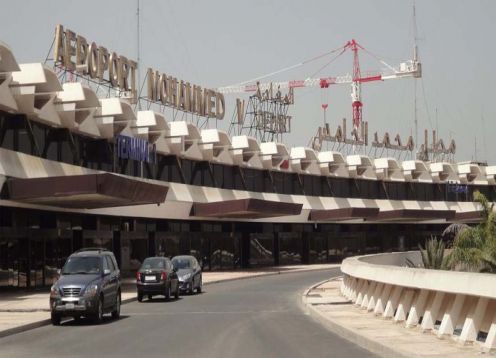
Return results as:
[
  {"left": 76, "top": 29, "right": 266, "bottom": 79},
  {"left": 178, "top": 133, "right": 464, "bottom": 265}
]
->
[{"left": 0, "top": 268, "right": 376, "bottom": 358}]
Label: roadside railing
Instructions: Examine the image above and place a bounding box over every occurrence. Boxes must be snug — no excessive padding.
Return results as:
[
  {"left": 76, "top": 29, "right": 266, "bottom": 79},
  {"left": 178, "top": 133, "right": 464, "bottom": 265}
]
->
[{"left": 340, "top": 252, "right": 496, "bottom": 352}]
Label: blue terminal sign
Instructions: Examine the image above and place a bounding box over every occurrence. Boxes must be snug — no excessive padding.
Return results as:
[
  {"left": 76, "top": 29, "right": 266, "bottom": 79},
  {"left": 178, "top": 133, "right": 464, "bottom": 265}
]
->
[
  {"left": 447, "top": 183, "right": 468, "bottom": 194},
  {"left": 116, "top": 135, "right": 156, "bottom": 164}
]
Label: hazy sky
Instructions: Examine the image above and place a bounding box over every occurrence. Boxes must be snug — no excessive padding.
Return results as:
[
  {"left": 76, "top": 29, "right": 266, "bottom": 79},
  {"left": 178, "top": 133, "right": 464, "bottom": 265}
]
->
[{"left": 1, "top": 0, "right": 494, "bottom": 163}]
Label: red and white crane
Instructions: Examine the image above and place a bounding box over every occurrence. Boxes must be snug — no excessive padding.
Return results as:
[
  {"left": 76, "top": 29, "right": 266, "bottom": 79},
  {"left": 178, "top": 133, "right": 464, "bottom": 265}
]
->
[{"left": 218, "top": 39, "right": 421, "bottom": 135}]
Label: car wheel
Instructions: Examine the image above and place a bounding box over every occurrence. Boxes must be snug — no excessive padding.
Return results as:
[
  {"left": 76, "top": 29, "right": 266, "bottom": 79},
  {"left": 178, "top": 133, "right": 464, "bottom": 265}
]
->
[
  {"left": 74, "top": 315, "right": 82, "bottom": 323},
  {"left": 137, "top": 292, "right": 143, "bottom": 302},
  {"left": 165, "top": 283, "right": 171, "bottom": 300},
  {"left": 51, "top": 313, "right": 61, "bottom": 326},
  {"left": 196, "top": 276, "right": 202, "bottom": 294},
  {"left": 111, "top": 292, "right": 121, "bottom": 319},
  {"left": 174, "top": 283, "right": 179, "bottom": 299},
  {"left": 188, "top": 281, "right": 193, "bottom": 295},
  {"left": 94, "top": 296, "right": 104, "bottom": 324}
]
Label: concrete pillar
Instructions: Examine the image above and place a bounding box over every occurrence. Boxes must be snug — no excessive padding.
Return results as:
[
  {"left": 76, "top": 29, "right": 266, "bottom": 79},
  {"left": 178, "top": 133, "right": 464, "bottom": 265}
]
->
[
  {"left": 421, "top": 291, "right": 446, "bottom": 332},
  {"left": 341, "top": 276, "right": 350, "bottom": 297},
  {"left": 482, "top": 310, "right": 496, "bottom": 352},
  {"left": 394, "top": 289, "right": 415, "bottom": 323},
  {"left": 383, "top": 285, "right": 403, "bottom": 319},
  {"left": 348, "top": 277, "right": 357, "bottom": 299},
  {"left": 361, "top": 281, "right": 377, "bottom": 309},
  {"left": 406, "top": 289, "right": 430, "bottom": 328},
  {"left": 340, "top": 277, "right": 346, "bottom": 296},
  {"left": 356, "top": 280, "right": 369, "bottom": 306},
  {"left": 459, "top": 297, "right": 489, "bottom": 345},
  {"left": 374, "top": 284, "right": 392, "bottom": 315},
  {"left": 368, "top": 283, "right": 383, "bottom": 312},
  {"left": 437, "top": 294, "right": 465, "bottom": 338},
  {"left": 348, "top": 277, "right": 359, "bottom": 301}
]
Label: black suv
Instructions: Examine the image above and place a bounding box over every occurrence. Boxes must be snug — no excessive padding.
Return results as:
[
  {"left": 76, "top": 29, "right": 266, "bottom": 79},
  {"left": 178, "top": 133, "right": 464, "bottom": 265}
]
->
[
  {"left": 136, "top": 257, "right": 179, "bottom": 301},
  {"left": 49, "top": 248, "right": 121, "bottom": 325}
]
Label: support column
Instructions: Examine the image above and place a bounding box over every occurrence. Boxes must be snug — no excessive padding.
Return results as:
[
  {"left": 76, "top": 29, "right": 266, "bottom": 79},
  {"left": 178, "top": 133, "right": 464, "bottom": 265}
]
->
[
  {"left": 421, "top": 291, "right": 446, "bottom": 332},
  {"left": 394, "top": 289, "right": 415, "bottom": 323},
  {"left": 374, "top": 284, "right": 392, "bottom": 315},
  {"left": 406, "top": 289, "right": 430, "bottom": 328},
  {"left": 355, "top": 280, "right": 368, "bottom": 306},
  {"left": 482, "top": 310, "right": 496, "bottom": 352},
  {"left": 383, "top": 285, "right": 403, "bottom": 319},
  {"left": 459, "top": 297, "right": 489, "bottom": 345},
  {"left": 368, "top": 282, "right": 383, "bottom": 312},
  {"left": 350, "top": 278, "right": 359, "bottom": 300},
  {"left": 361, "top": 281, "right": 377, "bottom": 309},
  {"left": 437, "top": 294, "right": 465, "bottom": 338}
]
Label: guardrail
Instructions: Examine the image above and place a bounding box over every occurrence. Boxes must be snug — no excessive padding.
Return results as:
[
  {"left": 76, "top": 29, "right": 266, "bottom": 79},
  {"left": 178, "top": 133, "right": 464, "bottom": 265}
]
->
[{"left": 340, "top": 252, "right": 496, "bottom": 352}]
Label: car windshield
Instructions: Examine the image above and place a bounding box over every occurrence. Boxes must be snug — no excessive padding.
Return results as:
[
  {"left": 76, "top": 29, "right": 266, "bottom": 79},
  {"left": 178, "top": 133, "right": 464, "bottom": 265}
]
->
[
  {"left": 62, "top": 256, "right": 101, "bottom": 275},
  {"left": 141, "top": 258, "right": 166, "bottom": 270},
  {"left": 172, "top": 258, "right": 191, "bottom": 269}
]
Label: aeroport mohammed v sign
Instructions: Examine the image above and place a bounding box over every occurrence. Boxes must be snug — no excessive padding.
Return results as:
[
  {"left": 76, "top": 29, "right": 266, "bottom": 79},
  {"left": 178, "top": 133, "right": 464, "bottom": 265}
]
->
[{"left": 53, "top": 24, "right": 225, "bottom": 120}]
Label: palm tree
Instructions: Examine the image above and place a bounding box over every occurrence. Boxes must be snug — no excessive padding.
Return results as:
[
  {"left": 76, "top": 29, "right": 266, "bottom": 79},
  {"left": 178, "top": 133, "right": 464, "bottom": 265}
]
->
[
  {"left": 445, "top": 191, "right": 496, "bottom": 272},
  {"left": 406, "top": 236, "right": 446, "bottom": 269}
]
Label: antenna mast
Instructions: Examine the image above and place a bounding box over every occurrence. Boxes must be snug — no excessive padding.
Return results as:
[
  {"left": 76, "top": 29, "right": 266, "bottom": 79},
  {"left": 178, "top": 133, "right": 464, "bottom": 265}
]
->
[
  {"left": 413, "top": 0, "right": 419, "bottom": 149},
  {"left": 136, "top": 0, "right": 141, "bottom": 107}
]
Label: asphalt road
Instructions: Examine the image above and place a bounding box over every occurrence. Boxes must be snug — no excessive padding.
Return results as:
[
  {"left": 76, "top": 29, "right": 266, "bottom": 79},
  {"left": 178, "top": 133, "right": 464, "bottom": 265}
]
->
[{"left": 0, "top": 269, "right": 376, "bottom": 358}]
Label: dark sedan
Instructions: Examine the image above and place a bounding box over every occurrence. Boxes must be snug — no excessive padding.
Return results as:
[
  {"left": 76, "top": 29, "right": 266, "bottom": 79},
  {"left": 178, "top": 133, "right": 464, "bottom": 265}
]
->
[
  {"left": 136, "top": 257, "right": 179, "bottom": 301},
  {"left": 171, "top": 255, "right": 202, "bottom": 295}
]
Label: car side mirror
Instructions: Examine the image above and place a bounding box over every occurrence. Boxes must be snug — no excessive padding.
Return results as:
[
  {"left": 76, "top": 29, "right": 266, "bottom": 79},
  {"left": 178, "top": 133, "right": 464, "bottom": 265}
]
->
[{"left": 103, "top": 269, "right": 111, "bottom": 276}]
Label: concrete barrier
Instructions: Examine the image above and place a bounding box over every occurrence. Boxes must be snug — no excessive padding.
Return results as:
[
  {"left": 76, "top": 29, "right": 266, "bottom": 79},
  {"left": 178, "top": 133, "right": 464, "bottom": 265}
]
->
[{"left": 340, "top": 252, "right": 496, "bottom": 352}]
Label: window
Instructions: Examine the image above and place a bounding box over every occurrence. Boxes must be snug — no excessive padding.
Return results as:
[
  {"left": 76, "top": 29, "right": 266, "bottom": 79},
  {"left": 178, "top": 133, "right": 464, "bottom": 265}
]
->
[
  {"left": 244, "top": 168, "right": 265, "bottom": 192},
  {"left": 156, "top": 155, "right": 183, "bottom": 183},
  {"left": 329, "top": 177, "right": 350, "bottom": 197},
  {"left": 103, "top": 256, "right": 110, "bottom": 272},
  {"left": 105, "top": 256, "right": 116, "bottom": 272}
]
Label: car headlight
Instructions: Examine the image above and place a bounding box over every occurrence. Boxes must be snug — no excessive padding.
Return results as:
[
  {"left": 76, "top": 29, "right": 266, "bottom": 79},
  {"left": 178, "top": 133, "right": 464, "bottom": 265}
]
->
[
  {"left": 84, "top": 284, "right": 99, "bottom": 297},
  {"left": 50, "top": 285, "right": 60, "bottom": 298},
  {"left": 181, "top": 273, "right": 192, "bottom": 280}
]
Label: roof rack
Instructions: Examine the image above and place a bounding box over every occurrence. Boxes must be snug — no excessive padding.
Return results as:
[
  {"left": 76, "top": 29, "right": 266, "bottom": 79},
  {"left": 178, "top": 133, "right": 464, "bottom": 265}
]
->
[{"left": 73, "top": 247, "right": 111, "bottom": 254}]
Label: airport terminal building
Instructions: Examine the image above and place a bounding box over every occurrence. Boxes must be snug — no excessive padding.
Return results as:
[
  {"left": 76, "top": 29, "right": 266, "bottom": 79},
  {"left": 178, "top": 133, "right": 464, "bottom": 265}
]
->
[{"left": 0, "top": 41, "right": 494, "bottom": 289}]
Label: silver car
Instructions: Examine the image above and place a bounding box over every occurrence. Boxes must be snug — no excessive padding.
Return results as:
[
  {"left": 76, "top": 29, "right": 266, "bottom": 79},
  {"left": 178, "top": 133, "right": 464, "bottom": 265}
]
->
[{"left": 172, "top": 255, "right": 202, "bottom": 295}]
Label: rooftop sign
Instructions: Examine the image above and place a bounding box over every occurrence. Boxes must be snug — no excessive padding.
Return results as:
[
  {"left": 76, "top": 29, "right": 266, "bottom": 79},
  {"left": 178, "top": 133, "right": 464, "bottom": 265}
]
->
[
  {"left": 54, "top": 25, "right": 137, "bottom": 100},
  {"left": 53, "top": 24, "right": 225, "bottom": 119}
]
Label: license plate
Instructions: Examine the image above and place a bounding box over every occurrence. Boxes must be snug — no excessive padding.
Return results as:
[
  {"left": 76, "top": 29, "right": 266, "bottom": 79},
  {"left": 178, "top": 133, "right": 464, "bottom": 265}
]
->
[
  {"left": 145, "top": 276, "right": 155, "bottom": 282},
  {"left": 65, "top": 303, "right": 75, "bottom": 309}
]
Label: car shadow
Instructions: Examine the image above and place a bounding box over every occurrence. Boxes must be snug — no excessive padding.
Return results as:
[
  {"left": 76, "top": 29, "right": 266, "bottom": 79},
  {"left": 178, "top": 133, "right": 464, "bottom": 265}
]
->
[
  {"left": 140, "top": 297, "right": 184, "bottom": 303},
  {"left": 61, "top": 315, "right": 130, "bottom": 326}
]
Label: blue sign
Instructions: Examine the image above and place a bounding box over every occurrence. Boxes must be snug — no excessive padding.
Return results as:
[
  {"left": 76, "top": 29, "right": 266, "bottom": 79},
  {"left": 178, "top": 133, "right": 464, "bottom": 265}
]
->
[
  {"left": 447, "top": 183, "right": 468, "bottom": 194},
  {"left": 116, "top": 135, "right": 156, "bottom": 164}
]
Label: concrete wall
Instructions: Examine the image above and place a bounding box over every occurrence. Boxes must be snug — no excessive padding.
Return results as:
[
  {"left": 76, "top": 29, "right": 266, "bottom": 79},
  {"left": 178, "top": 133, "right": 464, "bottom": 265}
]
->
[{"left": 340, "top": 252, "right": 496, "bottom": 352}]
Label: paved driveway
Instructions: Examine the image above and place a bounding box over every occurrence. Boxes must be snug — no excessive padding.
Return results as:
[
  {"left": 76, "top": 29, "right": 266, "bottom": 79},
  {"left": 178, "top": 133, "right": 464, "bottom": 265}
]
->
[{"left": 0, "top": 269, "right": 376, "bottom": 358}]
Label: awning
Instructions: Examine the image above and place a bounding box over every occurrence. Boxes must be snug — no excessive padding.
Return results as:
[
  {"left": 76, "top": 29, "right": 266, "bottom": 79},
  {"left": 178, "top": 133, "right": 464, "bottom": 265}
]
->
[
  {"left": 191, "top": 198, "right": 302, "bottom": 219},
  {"left": 309, "top": 207, "right": 379, "bottom": 221},
  {"left": 373, "top": 209, "right": 456, "bottom": 222},
  {"left": 453, "top": 211, "right": 482, "bottom": 223},
  {"left": 7, "top": 173, "right": 168, "bottom": 209}
]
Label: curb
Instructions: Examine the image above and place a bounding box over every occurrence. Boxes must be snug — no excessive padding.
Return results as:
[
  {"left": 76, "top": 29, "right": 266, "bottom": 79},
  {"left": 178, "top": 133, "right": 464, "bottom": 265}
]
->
[
  {"left": 0, "top": 266, "right": 339, "bottom": 339},
  {"left": 301, "top": 279, "right": 411, "bottom": 358},
  {"left": 0, "top": 319, "right": 51, "bottom": 339}
]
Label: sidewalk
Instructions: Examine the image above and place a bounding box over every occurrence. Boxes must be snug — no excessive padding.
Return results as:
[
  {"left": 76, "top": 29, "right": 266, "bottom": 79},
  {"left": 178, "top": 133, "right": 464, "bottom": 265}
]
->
[
  {"left": 302, "top": 277, "right": 483, "bottom": 358},
  {"left": 0, "top": 263, "right": 338, "bottom": 337}
]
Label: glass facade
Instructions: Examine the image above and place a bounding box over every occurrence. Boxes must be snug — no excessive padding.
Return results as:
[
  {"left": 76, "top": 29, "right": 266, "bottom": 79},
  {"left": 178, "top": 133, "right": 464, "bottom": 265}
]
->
[
  {"left": 0, "top": 110, "right": 489, "bottom": 289},
  {"left": 0, "top": 205, "right": 450, "bottom": 288},
  {"left": 1, "top": 111, "right": 494, "bottom": 203}
]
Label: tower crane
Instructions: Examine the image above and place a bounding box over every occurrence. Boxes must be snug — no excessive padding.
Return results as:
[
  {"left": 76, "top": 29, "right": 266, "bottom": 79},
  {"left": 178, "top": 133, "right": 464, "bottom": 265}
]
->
[{"left": 218, "top": 39, "right": 421, "bottom": 139}]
